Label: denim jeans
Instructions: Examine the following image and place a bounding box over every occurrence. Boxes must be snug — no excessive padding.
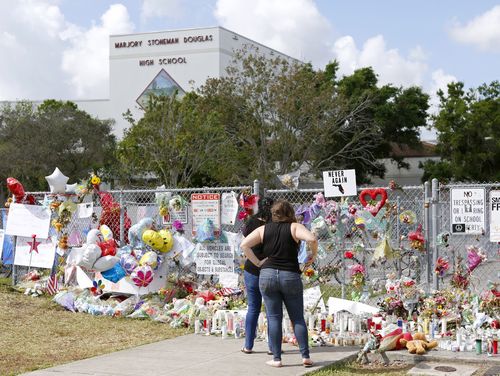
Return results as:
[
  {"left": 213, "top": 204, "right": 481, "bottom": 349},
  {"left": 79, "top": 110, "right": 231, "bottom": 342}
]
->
[
  {"left": 259, "top": 268, "right": 310, "bottom": 361},
  {"left": 243, "top": 271, "right": 262, "bottom": 350}
]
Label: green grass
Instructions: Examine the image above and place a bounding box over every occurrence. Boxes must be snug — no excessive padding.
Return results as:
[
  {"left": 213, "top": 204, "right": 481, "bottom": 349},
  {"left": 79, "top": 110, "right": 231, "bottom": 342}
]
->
[
  {"left": 0, "top": 278, "right": 188, "bottom": 375},
  {"left": 307, "top": 361, "right": 411, "bottom": 376}
]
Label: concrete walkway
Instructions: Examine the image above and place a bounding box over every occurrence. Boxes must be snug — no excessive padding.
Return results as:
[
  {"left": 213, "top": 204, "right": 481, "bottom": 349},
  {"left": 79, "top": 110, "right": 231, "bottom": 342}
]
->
[{"left": 22, "top": 334, "right": 358, "bottom": 376}]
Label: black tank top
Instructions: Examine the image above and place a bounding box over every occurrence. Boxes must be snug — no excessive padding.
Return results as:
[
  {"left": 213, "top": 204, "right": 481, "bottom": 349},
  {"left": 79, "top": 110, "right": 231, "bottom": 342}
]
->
[{"left": 261, "top": 222, "right": 301, "bottom": 274}]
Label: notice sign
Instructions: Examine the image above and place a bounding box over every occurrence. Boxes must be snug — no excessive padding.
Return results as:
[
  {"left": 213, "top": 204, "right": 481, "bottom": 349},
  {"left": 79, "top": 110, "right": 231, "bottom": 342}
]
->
[
  {"left": 191, "top": 193, "right": 220, "bottom": 235},
  {"left": 450, "top": 188, "right": 485, "bottom": 234},
  {"left": 489, "top": 190, "right": 500, "bottom": 242},
  {"left": 195, "top": 243, "right": 234, "bottom": 274},
  {"left": 322, "top": 169, "right": 357, "bottom": 197}
]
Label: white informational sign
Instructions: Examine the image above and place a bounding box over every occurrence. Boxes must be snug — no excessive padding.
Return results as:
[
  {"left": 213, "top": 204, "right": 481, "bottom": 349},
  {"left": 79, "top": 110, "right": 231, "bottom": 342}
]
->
[
  {"left": 303, "top": 286, "right": 326, "bottom": 312},
  {"left": 0, "top": 230, "right": 4, "bottom": 260},
  {"left": 77, "top": 202, "right": 93, "bottom": 218},
  {"left": 490, "top": 190, "right": 500, "bottom": 242},
  {"left": 14, "top": 237, "right": 56, "bottom": 269},
  {"left": 191, "top": 193, "right": 220, "bottom": 235},
  {"left": 161, "top": 206, "right": 188, "bottom": 225},
  {"left": 450, "top": 188, "right": 486, "bottom": 235},
  {"left": 322, "top": 169, "right": 357, "bottom": 197},
  {"left": 5, "top": 203, "right": 51, "bottom": 239},
  {"left": 221, "top": 192, "right": 239, "bottom": 225},
  {"left": 195, "top": 243, "right": 234, "bottom": 275}
]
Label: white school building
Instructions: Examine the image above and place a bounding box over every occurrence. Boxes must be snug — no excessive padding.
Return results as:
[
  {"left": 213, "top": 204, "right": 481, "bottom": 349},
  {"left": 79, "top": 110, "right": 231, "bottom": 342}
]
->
[{"left": 69, "top": 26, "right": 296, "bottom": 137}]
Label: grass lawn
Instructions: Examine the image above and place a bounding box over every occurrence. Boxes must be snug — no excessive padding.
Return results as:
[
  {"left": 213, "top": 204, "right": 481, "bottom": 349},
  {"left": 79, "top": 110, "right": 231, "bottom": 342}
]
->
[
  {"left": 0, "top": 278, "right": 189, "bottom": 376},
  {"left": 307, "top": 361, "right": 412, "bottom": 376}
]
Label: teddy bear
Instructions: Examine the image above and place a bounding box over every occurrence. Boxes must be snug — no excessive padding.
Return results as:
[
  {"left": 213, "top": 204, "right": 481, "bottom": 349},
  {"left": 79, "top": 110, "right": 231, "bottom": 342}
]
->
[{"left": 399, "top": 332, "right": 438, "bottom": 355}]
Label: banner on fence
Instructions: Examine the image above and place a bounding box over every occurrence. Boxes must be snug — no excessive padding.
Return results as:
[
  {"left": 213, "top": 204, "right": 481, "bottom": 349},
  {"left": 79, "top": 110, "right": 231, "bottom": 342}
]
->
[
  {"left": 191, "top": 193, "right": 220, "bottom": 235},
  {"left": 490, "top": 190, "right": 500, "bottom": 242},
  {"left": 450, "top": 187, "right": 485, "bottom": 235},
  {"left": 195, "top": 243, "right": 234, "bottom": 274},
  {"left": 322, "top": 169, "right": 357, "bottom": 197},
  {"left": 14, "top": 236, "right": 56, "bottom": 269}
]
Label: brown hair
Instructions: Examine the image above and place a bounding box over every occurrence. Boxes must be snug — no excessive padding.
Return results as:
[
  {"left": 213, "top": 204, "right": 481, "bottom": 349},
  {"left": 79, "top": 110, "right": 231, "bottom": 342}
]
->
[{"left": 271, "top": 199, "right": 296, "bottom": 223}]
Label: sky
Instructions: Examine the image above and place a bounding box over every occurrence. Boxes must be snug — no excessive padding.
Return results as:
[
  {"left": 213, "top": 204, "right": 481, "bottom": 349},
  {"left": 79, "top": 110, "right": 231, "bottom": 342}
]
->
[{"left": 0, "top": 0, "right": 499, "bottom": 137}]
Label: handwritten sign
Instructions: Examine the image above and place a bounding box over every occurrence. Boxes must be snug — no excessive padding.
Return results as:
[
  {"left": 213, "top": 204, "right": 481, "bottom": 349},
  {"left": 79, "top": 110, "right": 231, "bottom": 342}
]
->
[
  {"left": 490, "top": 190, "right": 500, "bottom": 242},
  {"left": 5, "top": 203, "right": 51, "bottom": 239}
]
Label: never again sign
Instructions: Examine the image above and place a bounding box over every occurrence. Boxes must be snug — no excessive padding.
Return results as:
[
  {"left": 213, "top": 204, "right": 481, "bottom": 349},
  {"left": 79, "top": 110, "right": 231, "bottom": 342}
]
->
[{"left": 322, "top": 169, "right": 357, "bottom": 197}]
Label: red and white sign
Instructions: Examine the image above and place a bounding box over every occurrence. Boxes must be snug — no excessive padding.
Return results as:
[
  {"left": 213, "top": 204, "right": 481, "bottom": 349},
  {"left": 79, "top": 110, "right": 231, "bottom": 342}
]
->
[{"left": 191, "top": 193, "right": 220, "bottom": 235}]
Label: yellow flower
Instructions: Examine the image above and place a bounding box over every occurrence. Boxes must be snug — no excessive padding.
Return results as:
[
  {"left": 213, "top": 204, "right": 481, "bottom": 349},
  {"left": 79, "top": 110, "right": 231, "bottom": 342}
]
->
[{"left": 91, "top": 175, "right": 101, "bottom": 185}]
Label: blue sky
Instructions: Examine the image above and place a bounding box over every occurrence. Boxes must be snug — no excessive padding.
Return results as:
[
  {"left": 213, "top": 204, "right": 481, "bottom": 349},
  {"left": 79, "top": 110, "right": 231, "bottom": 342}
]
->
[{"left": 0, "top": 0, "right": 498, "bottom": 112}]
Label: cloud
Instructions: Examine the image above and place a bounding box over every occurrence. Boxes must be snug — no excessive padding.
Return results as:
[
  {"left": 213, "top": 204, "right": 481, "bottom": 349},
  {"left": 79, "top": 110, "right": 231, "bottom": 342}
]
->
[
  {"left": 141, "top": 0, "right": 183, "bottom": 21},
  {"left": 214, "top": 0, "right": 333, "bottom": 66},
  {"left": 61, "top": 4, "right": 134, "bottom": 98},
  {"left": 449, "top": 5, "right": 500, "bottom": 52},
  {"left": 332, "top": 35, "right": 428, "bottom": 87}
]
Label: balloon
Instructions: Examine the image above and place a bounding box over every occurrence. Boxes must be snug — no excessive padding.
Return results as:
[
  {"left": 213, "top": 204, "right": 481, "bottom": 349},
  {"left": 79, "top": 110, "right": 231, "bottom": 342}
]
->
[
  {"left": 65, "top": 183, "right": 78, "bottom": 194},
  {"left": 78, "top": 244, "right": 102, "bottom": 270},
  {"left": 98, "top": 239, "right": 117, "bottom": 257},
  {"left": 139, "top": 251, "right": 158, "bottom": 269},
  {"left": 131, "top": 265, "right": 154, "bottom": 287},
  {"left": 101, "top": 262, "right": 126, "bottom": 283},
  {"left": 158, "top": 229, "right": 174, "bottom": 253},
  {"left": 142, "top": 229, "right": 163, "bottom": 251},
  {"left": 45, "top": 167, "right": 69, "bottom": 194},
  {"left": 99, "top": 225, "right": 113, "bottom": 241},
  {"left": 128, "top": 218, "right": 154, "bottom": 248},
  {"left": 6, "top": 177, "right": 25, "bottom": 202},
  {"left": 120, "top": 254, "right": 138, "bottom": 274},
  {"left": 94, "top": 255, "right": 120, "bottom": 271}
]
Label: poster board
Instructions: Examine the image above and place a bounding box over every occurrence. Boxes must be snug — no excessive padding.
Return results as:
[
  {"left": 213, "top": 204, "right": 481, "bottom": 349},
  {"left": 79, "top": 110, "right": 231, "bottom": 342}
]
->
[
  {"left": 195, "top": 243, "right": 234, "bottom": 274},
  {"left": 303, "top": 286, "right": 326, "bottom": 312},
  {"left": 489, "top": 190, "right": 500, "bottom": 242},
  {"left": 5, "top": 203, "right": 51, "bottom": 239},
  {"left": 322, "top": 169, "right": 357, "bottom": 197},
  {"left": 162, "top": 206, "right": 188, "bottom": 225},
  {"left": 221, "top": 192, "right": 239, "bottom": 225},
  {"left": 191, "top": 193, "right": 220, "bottom": 235},
  {"left": 14, "top": 237, "right": 56, "bottom": 269},
  {"left": 450, "top": 188, "right": 485, "bottom": 234}
]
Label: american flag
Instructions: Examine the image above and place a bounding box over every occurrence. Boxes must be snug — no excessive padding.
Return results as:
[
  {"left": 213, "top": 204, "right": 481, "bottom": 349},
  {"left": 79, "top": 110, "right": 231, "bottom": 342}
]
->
[
  {"left": 45, "top": 274, "right": 59, "bottom": 295},
  {"left": 216, "top": 287, "right": 242, "bottom": 297}
]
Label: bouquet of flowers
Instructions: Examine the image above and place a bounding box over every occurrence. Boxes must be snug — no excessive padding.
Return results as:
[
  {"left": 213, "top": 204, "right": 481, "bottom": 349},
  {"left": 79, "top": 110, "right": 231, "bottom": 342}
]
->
[
  {"left": 349, "top": 264, "right": 366, "bottom": 289},
  {"left": 466, "top": 245, "right": 486, "bottom": 273},
  {"left": 434, "top": 257, "right": 450, "bottom": 277}
]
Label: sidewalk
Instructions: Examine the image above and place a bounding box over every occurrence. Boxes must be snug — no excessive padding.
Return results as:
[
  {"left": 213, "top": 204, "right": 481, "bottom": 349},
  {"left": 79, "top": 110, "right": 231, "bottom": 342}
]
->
[{"left": 21, "top": 334, "right": 358, "bottom": 376}]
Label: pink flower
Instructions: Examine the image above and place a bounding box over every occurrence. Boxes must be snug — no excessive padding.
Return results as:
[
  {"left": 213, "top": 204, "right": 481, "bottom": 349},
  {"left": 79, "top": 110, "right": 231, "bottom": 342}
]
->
[
  {"left": 349, "top": 264, "right": 365, "bottom": 277},
  {"left": 172, "top": 220, "right": 184, "bottom": 232}
]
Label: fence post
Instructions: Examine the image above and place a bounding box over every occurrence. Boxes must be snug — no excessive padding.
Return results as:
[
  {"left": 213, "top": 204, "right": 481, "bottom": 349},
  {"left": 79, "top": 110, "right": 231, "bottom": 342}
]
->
[
  {"left": 119, "top": 190, "right": 125, "bottom": 247},
  {"left": 424, "top": 181, "right": 431, "bottom": 294},
  {"left": 431, "top": 178, "right": 439, "bottom": 291},
  {"left": 253, "top": 179, "right": 260, "bottom": 196}
]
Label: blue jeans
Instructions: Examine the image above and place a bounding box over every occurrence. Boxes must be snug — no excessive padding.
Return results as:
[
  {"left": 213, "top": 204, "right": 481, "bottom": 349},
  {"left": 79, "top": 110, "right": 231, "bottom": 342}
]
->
[
  {"left": 244, "top": 271, "right": 262, "bottom": 350},
  {"left": 259, "top": 268, "right": 310, "bottom": 361}
]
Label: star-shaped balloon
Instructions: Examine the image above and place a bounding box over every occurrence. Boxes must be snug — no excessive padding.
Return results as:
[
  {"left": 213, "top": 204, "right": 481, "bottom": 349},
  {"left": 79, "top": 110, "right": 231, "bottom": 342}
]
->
[{"left": 45, "top": 167, "right": 69, "bottom": 194}]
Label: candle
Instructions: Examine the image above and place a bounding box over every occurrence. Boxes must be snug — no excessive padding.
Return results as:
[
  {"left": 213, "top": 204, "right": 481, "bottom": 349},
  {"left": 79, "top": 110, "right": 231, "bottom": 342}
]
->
[
  {"left": 194, "top": 320, "right": 201, "bottom": 334},
  {"left": 441, "top": 318, "right": 447, "bottom": 335}
]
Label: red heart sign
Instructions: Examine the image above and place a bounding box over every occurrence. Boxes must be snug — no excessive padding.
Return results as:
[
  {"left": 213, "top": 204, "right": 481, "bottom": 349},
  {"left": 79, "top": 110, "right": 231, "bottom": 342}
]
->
[{"left": 359, "top": 188, "right": 388, "bottom": 216}]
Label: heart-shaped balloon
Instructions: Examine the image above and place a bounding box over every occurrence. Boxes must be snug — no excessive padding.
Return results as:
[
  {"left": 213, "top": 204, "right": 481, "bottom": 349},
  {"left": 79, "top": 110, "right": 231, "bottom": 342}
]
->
[{"left": 358, "top": 188, "right": 387, "bottom": 216}]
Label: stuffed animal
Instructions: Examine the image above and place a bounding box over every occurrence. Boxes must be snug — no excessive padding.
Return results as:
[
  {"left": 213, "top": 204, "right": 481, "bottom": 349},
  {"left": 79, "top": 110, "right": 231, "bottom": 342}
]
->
[{"left": 399, "top": 332, "right": 438, "bottom": 355}]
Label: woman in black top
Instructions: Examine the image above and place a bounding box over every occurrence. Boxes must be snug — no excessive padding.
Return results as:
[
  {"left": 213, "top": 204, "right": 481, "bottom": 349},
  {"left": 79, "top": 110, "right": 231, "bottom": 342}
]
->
[
  {"left": 241, "top": 200, "right": 318, "bottom": 368},
  {"left": 241, "top": 197, "right": 274, "bottom": 354}
]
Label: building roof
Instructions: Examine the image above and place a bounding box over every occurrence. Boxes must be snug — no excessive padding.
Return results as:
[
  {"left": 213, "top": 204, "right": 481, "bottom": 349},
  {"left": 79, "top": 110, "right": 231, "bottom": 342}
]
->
[{"left": 390, "top": 141, "right": 437, "bottom": 158}]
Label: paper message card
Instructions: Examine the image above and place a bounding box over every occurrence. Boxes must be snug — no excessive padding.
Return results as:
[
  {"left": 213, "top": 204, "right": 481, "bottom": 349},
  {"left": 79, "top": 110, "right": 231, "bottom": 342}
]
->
[{"left": 14, "top": 237, "right": 56, "bottom": 269}]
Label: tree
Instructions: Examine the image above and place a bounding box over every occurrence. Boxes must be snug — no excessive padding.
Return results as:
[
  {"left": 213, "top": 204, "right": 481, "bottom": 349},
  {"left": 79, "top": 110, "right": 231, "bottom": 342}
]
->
[
  {"left": 117, "top": 92, "right": 239, "bottom": 187},
  {"left": 0, "top": 100, "right": 116, "bottom": 192},
  {"left": 336, "top": 67, "right": 430, "bottom": 177},
  {"left": 421, "top": 81, "right": 500, "bottom": 182},
  {"left": 199, "top": 48, "right": 389, "bottom": 186}
]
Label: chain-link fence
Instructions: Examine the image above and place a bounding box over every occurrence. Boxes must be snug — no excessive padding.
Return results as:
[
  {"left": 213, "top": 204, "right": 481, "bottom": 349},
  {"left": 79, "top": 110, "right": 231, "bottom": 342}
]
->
[
  {"left": 3, "top": 180, "right": 499, "bottom": 305},
  {"left": 432, "top": 181, "right": 500, "bottom": 293},
  {"left": 264, "top": 185, "right": 428, "bottom": 306}
]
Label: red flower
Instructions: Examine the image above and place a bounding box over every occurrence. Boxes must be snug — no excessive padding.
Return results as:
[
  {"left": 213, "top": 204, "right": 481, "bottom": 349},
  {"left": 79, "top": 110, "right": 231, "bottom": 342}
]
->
[{"left": 344, "top": 251, "right": 354, "bottom": 259}]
